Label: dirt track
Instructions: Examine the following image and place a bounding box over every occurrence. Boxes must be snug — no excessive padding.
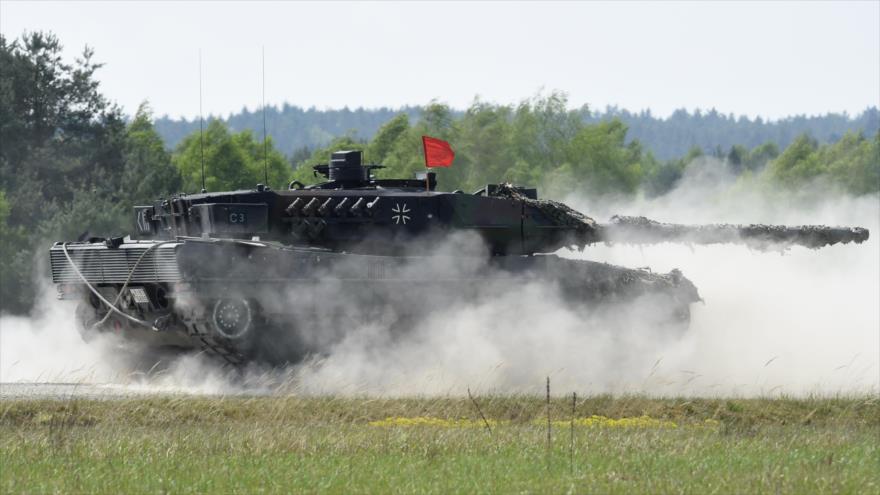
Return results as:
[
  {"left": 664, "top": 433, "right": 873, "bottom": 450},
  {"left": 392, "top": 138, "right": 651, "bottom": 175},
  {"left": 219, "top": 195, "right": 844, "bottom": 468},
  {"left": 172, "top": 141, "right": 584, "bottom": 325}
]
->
[{"left": 0, "top": 382, "right": 220, "bottom": 400}]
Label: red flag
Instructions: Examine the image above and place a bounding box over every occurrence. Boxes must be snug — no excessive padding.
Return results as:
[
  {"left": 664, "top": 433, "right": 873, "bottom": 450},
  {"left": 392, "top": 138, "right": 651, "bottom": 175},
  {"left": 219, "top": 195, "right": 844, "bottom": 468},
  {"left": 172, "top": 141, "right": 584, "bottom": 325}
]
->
[{"left": 422, "top": 135, "right": 455, "bottom": 167}]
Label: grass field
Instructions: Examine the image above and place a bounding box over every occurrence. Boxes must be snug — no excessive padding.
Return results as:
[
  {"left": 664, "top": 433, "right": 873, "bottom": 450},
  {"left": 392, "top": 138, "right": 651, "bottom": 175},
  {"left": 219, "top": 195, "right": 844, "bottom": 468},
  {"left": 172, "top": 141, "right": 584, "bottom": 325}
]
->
[{"left": 1, "top": 395, "right": 877, "bottom": 493}]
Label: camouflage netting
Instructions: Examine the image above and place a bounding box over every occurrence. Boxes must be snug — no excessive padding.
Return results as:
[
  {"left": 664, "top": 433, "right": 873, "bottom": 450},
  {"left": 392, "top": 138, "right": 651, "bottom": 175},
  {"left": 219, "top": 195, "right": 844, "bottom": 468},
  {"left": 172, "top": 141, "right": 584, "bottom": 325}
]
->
[{"left": 493, "top": 184, "right": 601, "bottom": 245}]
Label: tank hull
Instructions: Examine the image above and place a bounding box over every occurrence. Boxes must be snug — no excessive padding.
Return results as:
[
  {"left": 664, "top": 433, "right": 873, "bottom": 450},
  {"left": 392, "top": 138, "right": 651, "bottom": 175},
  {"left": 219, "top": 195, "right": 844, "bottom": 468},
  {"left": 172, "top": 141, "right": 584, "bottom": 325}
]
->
[{"left": 52, "top": 239, "right": 700, "bottom": 365}]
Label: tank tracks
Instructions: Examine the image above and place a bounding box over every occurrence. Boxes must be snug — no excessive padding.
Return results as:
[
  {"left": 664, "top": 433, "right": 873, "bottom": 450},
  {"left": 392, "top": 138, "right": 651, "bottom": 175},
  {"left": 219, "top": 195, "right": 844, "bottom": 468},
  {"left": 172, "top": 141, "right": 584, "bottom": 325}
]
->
[{"left": 185, "top": 321, "right": 247, "bottom": 368}]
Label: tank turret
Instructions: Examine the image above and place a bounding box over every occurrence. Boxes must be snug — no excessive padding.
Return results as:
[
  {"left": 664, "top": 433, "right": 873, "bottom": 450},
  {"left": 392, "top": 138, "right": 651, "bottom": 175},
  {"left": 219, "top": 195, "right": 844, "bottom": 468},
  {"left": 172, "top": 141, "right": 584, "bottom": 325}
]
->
[{"left": 131, "top": 150, "right": 868, "bottom": 255}]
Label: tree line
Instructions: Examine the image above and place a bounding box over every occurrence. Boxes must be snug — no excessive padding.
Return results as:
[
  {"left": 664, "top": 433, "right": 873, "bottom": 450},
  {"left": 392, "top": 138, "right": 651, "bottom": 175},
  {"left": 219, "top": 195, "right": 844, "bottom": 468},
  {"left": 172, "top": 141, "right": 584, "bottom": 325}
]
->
[
  {"left": 1, "top": 32, "right": 878, "bottom": 314},
  {"left": 154, "top": 101, "right": 878, "bottom": 162},
  {"left": 288, "top": 95, "right": 879, "bottom": 198}
]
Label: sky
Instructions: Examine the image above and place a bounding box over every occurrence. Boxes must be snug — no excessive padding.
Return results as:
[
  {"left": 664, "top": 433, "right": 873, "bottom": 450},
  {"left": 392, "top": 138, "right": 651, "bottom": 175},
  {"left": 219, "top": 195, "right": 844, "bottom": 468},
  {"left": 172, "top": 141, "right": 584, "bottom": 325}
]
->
[{"left": 2, "top": 1, "right": 878, "bottom": 121}]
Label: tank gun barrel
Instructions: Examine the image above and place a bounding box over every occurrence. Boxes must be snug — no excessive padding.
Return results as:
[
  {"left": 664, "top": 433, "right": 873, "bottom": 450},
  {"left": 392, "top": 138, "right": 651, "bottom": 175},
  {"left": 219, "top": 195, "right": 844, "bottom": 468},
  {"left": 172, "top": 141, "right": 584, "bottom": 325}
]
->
[
  {"left": 597, "top": 215, "right": 869, "bottom": 249},
  {"left": 487, "top": 184, "right": 868, "bottom": 252}
]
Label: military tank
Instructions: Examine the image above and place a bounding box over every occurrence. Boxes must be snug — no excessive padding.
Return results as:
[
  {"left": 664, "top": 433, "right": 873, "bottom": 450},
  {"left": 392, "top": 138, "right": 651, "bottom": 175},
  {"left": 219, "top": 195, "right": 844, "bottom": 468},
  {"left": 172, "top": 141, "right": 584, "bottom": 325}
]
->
[{"left": 50, "top": 150, "right": 869, "bottom": 365}]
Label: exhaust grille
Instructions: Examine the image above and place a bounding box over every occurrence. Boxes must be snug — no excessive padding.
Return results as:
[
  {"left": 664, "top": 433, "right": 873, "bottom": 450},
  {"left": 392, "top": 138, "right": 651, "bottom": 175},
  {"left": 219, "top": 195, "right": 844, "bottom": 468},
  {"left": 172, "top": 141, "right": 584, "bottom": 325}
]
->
[{"left": 50, "top": 243, "right": 182, "bottom": 284}]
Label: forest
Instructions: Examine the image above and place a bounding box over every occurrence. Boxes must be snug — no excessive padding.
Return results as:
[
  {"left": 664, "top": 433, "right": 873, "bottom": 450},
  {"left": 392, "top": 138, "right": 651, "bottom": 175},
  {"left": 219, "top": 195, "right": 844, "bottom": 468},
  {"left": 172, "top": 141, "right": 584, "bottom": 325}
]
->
[
  {"left": 154, "top": 101, "right": 879, "bottom": 162},
  {"left": 2, "top": 32, "right": 879, "bottom": 314}
]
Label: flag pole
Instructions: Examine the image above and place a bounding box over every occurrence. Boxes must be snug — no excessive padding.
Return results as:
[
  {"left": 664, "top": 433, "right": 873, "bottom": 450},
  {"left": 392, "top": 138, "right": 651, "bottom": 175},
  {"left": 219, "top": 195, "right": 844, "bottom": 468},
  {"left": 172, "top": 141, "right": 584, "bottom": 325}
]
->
[{"left": 422, "top": 135, "right": 430, "bottom": 193}]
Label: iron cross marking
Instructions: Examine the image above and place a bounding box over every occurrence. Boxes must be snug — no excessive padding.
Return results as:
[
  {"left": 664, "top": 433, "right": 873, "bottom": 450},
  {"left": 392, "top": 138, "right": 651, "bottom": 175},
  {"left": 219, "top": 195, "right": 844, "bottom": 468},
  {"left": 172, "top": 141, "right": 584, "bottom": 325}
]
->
[{"left": 391, "top": 203, "right": 411, "bottom": 225}]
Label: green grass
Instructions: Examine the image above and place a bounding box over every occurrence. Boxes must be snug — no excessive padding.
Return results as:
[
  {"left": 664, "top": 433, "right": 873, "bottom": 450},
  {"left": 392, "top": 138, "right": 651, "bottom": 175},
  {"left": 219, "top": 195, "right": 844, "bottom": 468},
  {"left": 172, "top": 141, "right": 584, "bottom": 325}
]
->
[{"left": 1, "top": 396, "right": 878, "bottom": 493}]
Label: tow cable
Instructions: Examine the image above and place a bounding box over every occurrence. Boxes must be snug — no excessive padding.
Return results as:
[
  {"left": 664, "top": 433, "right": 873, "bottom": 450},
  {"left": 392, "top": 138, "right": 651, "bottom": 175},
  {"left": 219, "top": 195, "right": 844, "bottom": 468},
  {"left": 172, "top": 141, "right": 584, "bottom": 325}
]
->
[{"left": 61, "top": 240, "right": 177, "bottom": 331}]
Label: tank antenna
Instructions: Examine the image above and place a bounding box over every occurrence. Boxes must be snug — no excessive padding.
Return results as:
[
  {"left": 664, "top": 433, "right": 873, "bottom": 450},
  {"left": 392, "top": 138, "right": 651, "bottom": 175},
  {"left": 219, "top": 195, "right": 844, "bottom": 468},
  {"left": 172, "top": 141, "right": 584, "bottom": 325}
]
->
[
  {"left": 261, "top": 46, "right": 269, "bottom": 187},
  {"left": 199, "top": 49, "right": 206, "bottom": 193}
]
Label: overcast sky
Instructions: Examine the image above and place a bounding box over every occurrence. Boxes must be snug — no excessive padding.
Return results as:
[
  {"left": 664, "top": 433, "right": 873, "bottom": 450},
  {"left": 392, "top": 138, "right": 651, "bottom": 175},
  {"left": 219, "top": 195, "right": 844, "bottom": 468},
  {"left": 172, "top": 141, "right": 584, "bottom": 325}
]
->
[{"left": 2, "top": 1, "right": 878, "bottom": 120}]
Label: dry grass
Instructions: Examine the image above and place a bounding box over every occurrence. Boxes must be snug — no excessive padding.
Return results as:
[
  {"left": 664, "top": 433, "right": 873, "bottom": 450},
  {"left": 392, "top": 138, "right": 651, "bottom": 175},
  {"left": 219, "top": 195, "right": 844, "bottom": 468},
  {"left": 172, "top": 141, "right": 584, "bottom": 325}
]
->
[{"left": 1, "top": 395, "right": 878, "bottom": 493}]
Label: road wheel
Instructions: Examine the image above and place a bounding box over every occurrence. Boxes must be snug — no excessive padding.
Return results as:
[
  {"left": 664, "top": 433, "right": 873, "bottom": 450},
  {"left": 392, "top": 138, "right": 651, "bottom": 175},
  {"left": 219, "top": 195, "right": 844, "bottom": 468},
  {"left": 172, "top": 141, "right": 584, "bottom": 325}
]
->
[{"left": 211, "top": 298, "right": 253, "bottom": 340}]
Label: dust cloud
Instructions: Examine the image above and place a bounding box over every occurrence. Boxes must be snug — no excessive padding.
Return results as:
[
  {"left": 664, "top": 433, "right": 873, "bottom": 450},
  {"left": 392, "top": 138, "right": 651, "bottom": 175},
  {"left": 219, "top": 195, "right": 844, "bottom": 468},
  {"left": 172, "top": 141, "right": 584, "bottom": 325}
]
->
[
  {"left": 0, "top": 287, "right": 240, "bottom": 395},
  {"left": 562, "top": 160, "right": 880, "bottom": 396},
  {"left": 1, "top": 159, "right": 877, "bottom": 397}
]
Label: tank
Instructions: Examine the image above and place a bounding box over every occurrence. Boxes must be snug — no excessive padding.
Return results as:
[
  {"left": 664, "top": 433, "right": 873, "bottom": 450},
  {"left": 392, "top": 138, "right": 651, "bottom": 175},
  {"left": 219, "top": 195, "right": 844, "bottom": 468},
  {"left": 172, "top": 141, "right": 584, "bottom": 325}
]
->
[{"left": 49, "top": 150, "right": 870, "bottom": 365}]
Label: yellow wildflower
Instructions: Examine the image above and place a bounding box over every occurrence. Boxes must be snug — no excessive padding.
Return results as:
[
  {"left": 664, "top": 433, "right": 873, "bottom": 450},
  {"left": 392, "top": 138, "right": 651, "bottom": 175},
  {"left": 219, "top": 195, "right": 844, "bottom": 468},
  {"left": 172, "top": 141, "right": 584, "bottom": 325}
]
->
[{"left": 539, "top": 415, "right": 678, "bottom": 429}]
